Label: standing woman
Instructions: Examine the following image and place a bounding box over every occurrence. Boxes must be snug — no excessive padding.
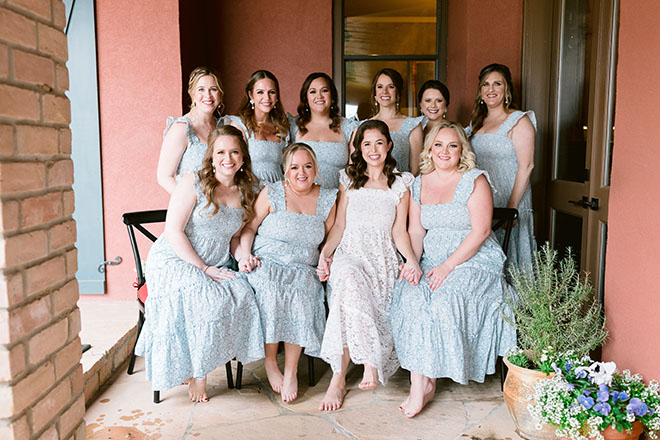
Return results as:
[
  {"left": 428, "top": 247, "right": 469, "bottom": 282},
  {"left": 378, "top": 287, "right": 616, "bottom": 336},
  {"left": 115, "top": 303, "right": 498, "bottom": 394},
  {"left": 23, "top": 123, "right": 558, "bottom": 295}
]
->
[
  {"left": 360, "top": 68, "right": 423, "bottom": 175},
  {"left": 291, "top": 73, "right": 357, "bottom": 188},
  {"left": 390, "top": 122, "right": 516, "bottom": 418},
  {"left": 467, "top": 63, "right": 536, "bottom": 270},
  {"left": 317, "top": 120, "right": 421, "bottom": 411},
  {"left": 135, "top": 125, "right": 264, "bottom": 403},
  {"left": 157, "top": 66, "right": 225, "bottom": 194},
  {"left": 227, "top": 70, "right": 290, "bottom": 186},
  {"left": 238, "top": 144, "right": 337, "bottom": 404},
  {"left": 417, "top": 80, "right": 450, "bottom": 137}
]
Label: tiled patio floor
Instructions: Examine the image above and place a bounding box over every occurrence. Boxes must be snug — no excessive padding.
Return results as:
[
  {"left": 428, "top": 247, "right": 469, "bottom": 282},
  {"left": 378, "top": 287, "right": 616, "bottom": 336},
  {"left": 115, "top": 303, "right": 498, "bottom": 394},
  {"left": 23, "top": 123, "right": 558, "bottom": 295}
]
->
[{"left": 84, "top": 354, "right": 524, "bottom": 440}]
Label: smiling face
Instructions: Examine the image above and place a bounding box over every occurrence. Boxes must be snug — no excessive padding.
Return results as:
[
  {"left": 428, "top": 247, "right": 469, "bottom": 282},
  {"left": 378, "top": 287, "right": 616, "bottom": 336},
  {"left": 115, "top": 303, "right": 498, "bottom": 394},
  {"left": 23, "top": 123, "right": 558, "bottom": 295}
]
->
[
  {"left": 420, "top": 88, "right": 447, "bottom": 121},
  {"left": 374, "top": 74, "right": 397, "bottom": 108},
  {"left": 192, "top": 75, "right": 222, "bottom": 113},
  {"left": 249, "top": 78, "right": 278, "bottom": 114},
  {"left": 286, "top": 149, "right": 317, "bottom": 191},
  {"left": 480, "top": 71, "right": 507, "bottom": 108},
  {"left": 211, "top": 135, "right": 244, "bottom": 179},
  {"left": 360, "top": 128, "right": 391, "bottom": 167},
  {"left": 306, "top": 77, "right": 331, "bottom": 114},
  {"left": 430, "top": 127, "right": 462, "bottom": 171}
]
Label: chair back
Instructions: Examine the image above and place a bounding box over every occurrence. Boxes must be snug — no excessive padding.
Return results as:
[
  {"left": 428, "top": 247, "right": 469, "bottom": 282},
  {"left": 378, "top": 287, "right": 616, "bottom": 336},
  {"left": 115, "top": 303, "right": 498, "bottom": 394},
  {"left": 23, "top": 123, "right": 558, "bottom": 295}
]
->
[
  {"left": 122, "top": 210, "right": 167, "bottom": 299},
  {"left": 492, "top": 208, "right": 518, "bottom": 257}
]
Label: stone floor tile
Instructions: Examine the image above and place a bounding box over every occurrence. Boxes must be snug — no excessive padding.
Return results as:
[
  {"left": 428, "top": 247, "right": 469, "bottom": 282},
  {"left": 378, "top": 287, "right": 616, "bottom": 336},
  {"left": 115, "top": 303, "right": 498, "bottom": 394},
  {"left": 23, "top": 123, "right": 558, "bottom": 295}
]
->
[{"left": 460, "top": 401, "right": 524, "bottom": 440}]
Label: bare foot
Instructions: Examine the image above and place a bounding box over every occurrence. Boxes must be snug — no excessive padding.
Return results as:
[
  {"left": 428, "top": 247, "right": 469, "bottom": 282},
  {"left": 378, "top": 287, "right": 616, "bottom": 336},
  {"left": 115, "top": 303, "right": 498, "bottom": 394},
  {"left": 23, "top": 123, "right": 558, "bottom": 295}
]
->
[
  {"left": 181, "top": 377, "right": 192, "bottom": 385},
  {"left": 319, "top": 374, "right": 347, "bottom": 411},
  {"left": 402, "top": 376, "right": 436, "bottom": 418},
  {"left": 188, "top": 378, "right": 208, "bottom": 403},
  {"left": 358, "top": 365, "right": 379, "bottom": 390},
  {"left": 399, "top": 395, "right": 410, "bottom": 413},
  {"left": 264, "top": 358, "right": 284, "bottom": 393},
  {"left": 281, "top": 372, "right": 298, "bottom": 404}
]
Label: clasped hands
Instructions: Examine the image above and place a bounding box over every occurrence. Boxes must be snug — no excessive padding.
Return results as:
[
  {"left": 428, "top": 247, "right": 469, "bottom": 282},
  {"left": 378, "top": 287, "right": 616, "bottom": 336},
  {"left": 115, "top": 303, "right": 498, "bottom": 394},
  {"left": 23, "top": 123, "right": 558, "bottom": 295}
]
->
[
  {"left": 238, "top": 254, "right": 261, "bottom": 273},
  {"left": 401, "top": 261, "right": 453, "bottom": 291},
  {"left": 316, "top": 256, "right": 332, "bottom": 282}
]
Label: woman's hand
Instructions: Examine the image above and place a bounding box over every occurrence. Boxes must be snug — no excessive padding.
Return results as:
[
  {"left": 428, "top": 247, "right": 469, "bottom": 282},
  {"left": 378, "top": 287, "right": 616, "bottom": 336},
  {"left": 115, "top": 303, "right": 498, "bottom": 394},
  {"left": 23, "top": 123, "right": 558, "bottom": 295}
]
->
[
  {"left": 238, "top": 254, "right": 261, "bottom": 273},
  {"left": 203, "top": 266, "right": 236, "bottom": 283},
  {"left": 316, "top": 256, "right": 332, "bottom": 282},
  {"left": 399, "top": 260, "right": 422, "bottom": 285},
  {"left": 426, "top": 263, "right": 454, "bottom": 290}
]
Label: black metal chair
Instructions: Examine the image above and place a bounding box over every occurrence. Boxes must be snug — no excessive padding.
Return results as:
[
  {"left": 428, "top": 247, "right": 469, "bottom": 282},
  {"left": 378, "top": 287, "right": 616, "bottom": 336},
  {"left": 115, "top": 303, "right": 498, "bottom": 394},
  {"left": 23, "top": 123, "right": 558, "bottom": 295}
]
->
[
  {"left": 122, "top": 209, "right": 241, "bottom": 403},
  {"left": 491, "top": 207, "right": 519, "bottom": 391}
]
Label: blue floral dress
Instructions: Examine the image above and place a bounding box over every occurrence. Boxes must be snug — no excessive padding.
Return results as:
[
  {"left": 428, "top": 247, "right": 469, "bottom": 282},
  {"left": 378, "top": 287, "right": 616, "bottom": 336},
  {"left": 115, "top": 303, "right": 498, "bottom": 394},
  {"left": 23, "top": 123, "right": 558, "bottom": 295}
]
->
[
  {"left": 389, "top": 116, "right": 424, "bottom": 173},
  {"left": 245, "top": 182, "right": 337, "bottom": 356},
  {"left": 163, "top": 116, "right": 223, "bottom": 179},
  {"left": 390, "top": 170, "right": 516, "bottom": 384},
  {"left": 135, "top": 176, "right": 264, "bottom": 391}
]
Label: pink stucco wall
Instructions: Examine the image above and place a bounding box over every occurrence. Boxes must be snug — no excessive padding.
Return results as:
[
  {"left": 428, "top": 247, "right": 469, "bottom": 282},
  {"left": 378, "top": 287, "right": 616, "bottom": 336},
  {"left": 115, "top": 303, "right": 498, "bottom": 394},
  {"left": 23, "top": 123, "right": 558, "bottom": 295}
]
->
[
  {"left": 90, "top": 0, "right": 181, "bottom": 300},
  {"left": 602, "top": 0, "right": 660, "bottom": 380}
]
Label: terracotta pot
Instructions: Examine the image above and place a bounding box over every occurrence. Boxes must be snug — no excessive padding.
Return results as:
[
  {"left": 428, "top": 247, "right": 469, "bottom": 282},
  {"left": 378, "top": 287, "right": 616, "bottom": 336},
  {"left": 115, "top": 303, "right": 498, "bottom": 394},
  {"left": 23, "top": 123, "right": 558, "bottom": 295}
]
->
[
  {"left": 559, "top": 421, "right": 645, "bottom": 440},
  {"left": 503, "top": 357, "right": 557, "bottom": 440}
]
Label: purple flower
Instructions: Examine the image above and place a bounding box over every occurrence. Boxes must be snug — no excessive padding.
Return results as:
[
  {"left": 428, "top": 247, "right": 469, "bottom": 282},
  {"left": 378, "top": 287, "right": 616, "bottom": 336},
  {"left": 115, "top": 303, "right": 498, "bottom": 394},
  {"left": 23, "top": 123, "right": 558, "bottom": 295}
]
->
[
  {"left": 576, "top": 367, "right": 589, "bottom": 379},
  {"left": 552, "top": 362, "right": 562, "bottom": 375},
  {"left": 584, "top": 390, "right": 591, "bottom": 396},
  {"left": 594, "top": 402, "right": 612, "bottom": 416},
  {"left": 567, "top": 383, "right": 575, "bottom": 390},
  {"left": 619, "top": 391, "right": 629, "bottom": 401},
  {"left": 597, "top": 384, "right": 610, "bottom": 402},
  {"left": 578, "top": 394, "right": 595, "bottom": 409},
  {"left": 565, "top": 362, "right": 574, "bottom": 371},
  {"left": 627, "top": 398, "right": 649, "bottom": 417}
]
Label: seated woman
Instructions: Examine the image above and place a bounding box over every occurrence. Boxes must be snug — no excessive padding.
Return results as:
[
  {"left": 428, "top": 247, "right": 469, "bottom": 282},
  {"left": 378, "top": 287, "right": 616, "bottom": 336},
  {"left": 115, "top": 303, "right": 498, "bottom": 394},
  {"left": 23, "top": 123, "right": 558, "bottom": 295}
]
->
[
  {"left": 135, "top": 125, "right": 264, "bottom": 402},
  {"left": 317, "top": 120, "right": 421, "bottom": 411},
  {"left": 238, "top": 143, "right": 337, "bottom": 404},
  {"left": 390, "top": 121, "right": 516, "bottom": 417}
]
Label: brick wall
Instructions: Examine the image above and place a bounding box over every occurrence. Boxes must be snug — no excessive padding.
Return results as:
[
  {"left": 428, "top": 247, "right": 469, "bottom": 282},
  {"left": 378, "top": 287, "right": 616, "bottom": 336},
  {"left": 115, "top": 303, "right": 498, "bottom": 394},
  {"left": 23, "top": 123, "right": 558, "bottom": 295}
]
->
[{"left": 0, "top": 1, "right": 85, "bottom": 439}]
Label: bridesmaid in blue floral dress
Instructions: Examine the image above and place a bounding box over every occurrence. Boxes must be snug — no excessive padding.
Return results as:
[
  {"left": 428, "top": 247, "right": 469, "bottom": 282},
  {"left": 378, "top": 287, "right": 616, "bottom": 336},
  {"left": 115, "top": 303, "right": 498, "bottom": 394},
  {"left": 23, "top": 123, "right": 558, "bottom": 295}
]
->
[
  {"left": 390, "top": 121, "right": 516, "bottom": 418},
  {"left": 290, "top": 73, "right": 357, "bottom": 188},
  {"left": 157, "top": 66, "right": 225, "bottom": 194},
  {"left": 238, "top": 143, "right": 337, "bottom": 404},
  {"left": 356, "top": 68, "right": 423, "bottom": 175},
  {"left": 467, "top": 63, "right": 537, "bottom": 270},
  {"left": 135, "top": 126, "right": 264, "bottom": 402},
  {"left": 227, "top": 70, "right": 290, "bottom": 186}
]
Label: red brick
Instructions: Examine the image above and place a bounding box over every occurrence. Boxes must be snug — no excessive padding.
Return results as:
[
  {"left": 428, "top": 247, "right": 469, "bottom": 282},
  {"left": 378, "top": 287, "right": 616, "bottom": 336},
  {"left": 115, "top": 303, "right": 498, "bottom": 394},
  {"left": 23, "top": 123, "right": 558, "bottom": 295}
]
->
[
  {"left": 0, "top": 8, "right": 37, "bottom": 49},
  {"left": 28, "top": 318, "right": 67, "bottom": 364},
  {"left": 7, "top": 294, "right": 51, "bottom": 342},
  {"left": 0, "top": 343, "right": 26, "bottom": 382},
  {"left": 49, "top": 219, "right": 76, "bottom": 252},
  {"left": 0, "top": 414, "right": 30, "bottom": 440},
  {"left": 0, "top": 124, "right": 14, "bottom": 156},
  {"left": 83, "top": 370, "right": 98, "bottom": 404},
  {"left": 32, "top": 379, "right": 71, "bottom": 432},
  {"left": 0, "top": 199, "right": 20, "bottom": 233},
  {"left": 8, "top": 0, "right": 53, "bottom": 21},
  {"left": 25, "top": 255, "right": 66, "bottom": 297},
  {"left": 0, "top": 272, "right": 24, "bottom": 308},
  {"left": 62, "top": 190, "right": 74, "bottom": 216},
  {"left": 67, "top": 307, "right": 80, "bottom": 341},
  {"left": 14, "top": 49, "right": 54, "bottom": 87},
  {"left": 52, "top": 0, "right": 66, "bottom": 30},
  {"left": 47, "top": 158, "right": 73, "bottom": 188},
  {"left": 37, "top": 23, "right": 67, "bottom": 60},
  {"left": 0, "top": 44, "right": 8, "bottom": 79},
  {"left": 65, "top": 248, "right": 77, "bottom": 277},
  {"left": 12, "top": 360, "right": 55, "bottom": 413},
  {"left": 112, "top": 340, "right": 130, "bottom": 370},
  {"left": 0, "top": 161, "right": 46, "bottom": 194},
  {"left": 0, "top": 84, "right": 41, "bottom": 121},
  {"left": 1, "top": 229, "right": 48, "bottom": 267},
  {"left": 53, "top": 278, "right": 78, "bottom": 316},
  {"left": 73, "top": 421, "right": 85, "bottom": 440},
  {"left": 55, "top": 62, "right": 68, "bottom": 91},
  {"left": 58, "top": 127, "right": 71, "bottom": 154},
  {"left": 16, "top": 124, "right": 59, "bottom": 156},
  {"left": 69, "top": 362, "right": 83, "bottom": 395},
  {"left": 21, "top": 192, "right": 62, "bottom": 228},
  {"left": 59, "top": 394, "right": 85, "bottom": 438},
  {"left": 99, "top": 358, "right": 113, "bottom": 384},
  {"left": 36, "top": 425, "right": 58, "bottom": 440},
  {"left": 43, "top": 93, "right": 70, "bottom": 124}
]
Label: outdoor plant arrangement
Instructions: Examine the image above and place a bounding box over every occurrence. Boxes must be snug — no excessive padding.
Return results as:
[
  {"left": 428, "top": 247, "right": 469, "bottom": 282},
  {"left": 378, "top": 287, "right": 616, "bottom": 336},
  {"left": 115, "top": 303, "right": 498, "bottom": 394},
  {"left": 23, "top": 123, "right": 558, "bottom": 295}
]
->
[
  {"left": 501, "top": 243, "right": 608, "bottom": 440},
  {"left": 529, "top": 350, "right": 660, "bottom": 440}
]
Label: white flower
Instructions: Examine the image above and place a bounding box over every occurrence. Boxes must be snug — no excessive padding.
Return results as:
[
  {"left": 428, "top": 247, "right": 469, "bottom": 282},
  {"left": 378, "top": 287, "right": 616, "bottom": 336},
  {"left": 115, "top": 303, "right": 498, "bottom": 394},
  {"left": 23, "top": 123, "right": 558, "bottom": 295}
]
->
[{"left": 588, "top": 361, "right": 616, "bottom": 386}]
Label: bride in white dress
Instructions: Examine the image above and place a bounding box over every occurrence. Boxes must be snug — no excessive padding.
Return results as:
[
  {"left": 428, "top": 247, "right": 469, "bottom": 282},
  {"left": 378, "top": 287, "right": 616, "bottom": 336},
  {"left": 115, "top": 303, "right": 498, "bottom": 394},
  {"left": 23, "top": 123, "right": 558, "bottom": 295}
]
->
[{"left": 316, "top": 119, "right": 421, "bottom": 411}]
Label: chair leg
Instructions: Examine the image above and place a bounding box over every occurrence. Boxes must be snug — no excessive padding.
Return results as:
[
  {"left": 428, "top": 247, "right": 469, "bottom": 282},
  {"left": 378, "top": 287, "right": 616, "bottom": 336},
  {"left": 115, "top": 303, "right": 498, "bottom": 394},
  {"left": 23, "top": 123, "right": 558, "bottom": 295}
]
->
[
  {"left": 127, "top": 310, "right": 145, "bottom": 375},
  {"left": 500, "top": 357, "right": 508, "bottom": 391},
  {"left": 225, "top": 361, "right": 234, "bottom": 389},
  {"left": 153, "top": 390, "right": 160, "bottom": 404},
  {"left": 307, "top": 355, "right": 315, "bottom": 387},
  {"left": 235, "top": 362, "right": 243, "bottom": 389}
]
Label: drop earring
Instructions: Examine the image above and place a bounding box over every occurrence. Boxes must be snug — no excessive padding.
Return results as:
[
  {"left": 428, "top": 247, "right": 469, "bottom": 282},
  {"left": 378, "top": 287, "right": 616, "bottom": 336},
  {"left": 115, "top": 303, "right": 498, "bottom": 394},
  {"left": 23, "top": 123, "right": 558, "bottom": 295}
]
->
[
  {"left": 443, "top": 111, "right": 447, "bottom": 119},
  {"left": 250, "top": 99, "right": 254, "bottom": 110},
  {"left": 212, "top": 164, "right": 216, "bottom": 173}
]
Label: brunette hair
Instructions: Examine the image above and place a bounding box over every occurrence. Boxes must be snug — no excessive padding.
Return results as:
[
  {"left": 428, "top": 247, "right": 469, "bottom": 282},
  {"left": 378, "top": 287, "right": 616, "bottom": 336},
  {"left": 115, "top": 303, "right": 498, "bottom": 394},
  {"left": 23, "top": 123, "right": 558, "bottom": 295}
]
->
[
  {"left": 198, "top": 125, "right": 257, "bottom": 222},
  {"left": 188, "top": 66, "right": 224, "bottom": 116},
  {"left": 345, "top": 120, "right": 399, "bottom": 190},
  {"left": 236, "top": 70, "right": 290, "bottom": 140},
  {"left": 418, "top": 121, "right": 476, "bottom": 175},
  {"left": 417, "top": 79, "right": 451, "bottom": 108},
  {"left": 296, "top": 72, "right": 341, "bottom": 136},
  {"left": 469, "top": 63, "right": 517, "bottom": 135},
  {"left": 370, "top": 68, "right": 404, "bottom": 116}
]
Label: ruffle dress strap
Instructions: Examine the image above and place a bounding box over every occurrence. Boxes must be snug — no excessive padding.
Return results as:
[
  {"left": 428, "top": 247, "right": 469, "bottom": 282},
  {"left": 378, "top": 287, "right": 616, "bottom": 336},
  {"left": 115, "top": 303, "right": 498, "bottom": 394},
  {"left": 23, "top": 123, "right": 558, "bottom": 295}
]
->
[
  {"left": 338, "top": 169, "right": 352, "bottom": 190},
  {"left": 455, "top": 168, "right": 494, "bottom": 204},
  {"left": 226, "top": 115, "right": 250, "bottom": 138},
  {"left": 464, "top": 122, "right": 473, "bottom": 137},
  {"left": 265, "top": 181, "right": 285, "bottom": 212},
  {"left": 392, "top": 172, "right": 414, "bottom": 200},
  {"left": 341, "top": 117, "right": 359, "bottom": 143},
  {"left": 411, "top": 175, "right": 422, "bottom": 205},
  {"left": 317, "top": 187, "right": 339, "bottom": 220},
  {"left": 289, "top": 115, "right": 300, "bottom": 141},
  {"left": 163, "top": 116, "right": 194, "bottom": 143},
  {"left": 398, "top": 116, "right": 424, "bottom": 135},
  {"left": 498, "top": 110, "right": 537, "bottom": 135}
]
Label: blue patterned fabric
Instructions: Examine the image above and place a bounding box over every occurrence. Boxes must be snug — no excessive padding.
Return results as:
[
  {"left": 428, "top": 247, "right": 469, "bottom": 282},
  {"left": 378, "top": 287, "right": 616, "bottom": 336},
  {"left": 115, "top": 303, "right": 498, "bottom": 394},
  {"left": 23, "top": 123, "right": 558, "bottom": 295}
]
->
[
  {"left": 135, "top": 176, "right": 264, "bottom": 391},
  {"left": 245, "top": 182, "right": 337, "bottom": 356},
  {"left": 226, "top": 115, "right": 288, "bottom": 185},
  {"left": 290, "top": 117, "right": 358, "bottom": 188},
  {"left": 163, "top": 116, "right": 207, "bottom": 179},
  {"left": 389, "top": 116, "right": 424, "bottom": 173},
  {"left": 468, "top": 110, "right": 538, "bottom": 270},
  {"left": 390, "top": 170, "right": 516, "bottom": 384}
]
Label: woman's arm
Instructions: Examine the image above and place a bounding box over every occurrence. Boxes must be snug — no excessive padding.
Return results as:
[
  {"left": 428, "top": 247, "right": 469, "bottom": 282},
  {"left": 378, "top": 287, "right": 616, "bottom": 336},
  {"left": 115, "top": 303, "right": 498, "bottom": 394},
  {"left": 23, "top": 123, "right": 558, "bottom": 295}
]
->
[
  {"left": 236, "top": 187, "right": 271, "bottom": 272},
  {"left": 156, "top": 122, "right": 188, "bottom": 194},
  {"left": 508, "top": 115, "right": 535, "bottom": 209},
  {"left": 426, "top": 174, "right": 493, "bottom": 290},
  {"left": 392, "top": 190, "right": 422, "bottom": 284},
  {"left": 317, "top": 185, "right": 348, "bottom": 281},
  {"left": 229, "top": 119, "right": 249, "bottom": 142},
  {"left": 408, "top": 124, "right": 424, "bottom": 176},
  {"left": 407, "top": 194, "right": 426, "bottom": 262}
]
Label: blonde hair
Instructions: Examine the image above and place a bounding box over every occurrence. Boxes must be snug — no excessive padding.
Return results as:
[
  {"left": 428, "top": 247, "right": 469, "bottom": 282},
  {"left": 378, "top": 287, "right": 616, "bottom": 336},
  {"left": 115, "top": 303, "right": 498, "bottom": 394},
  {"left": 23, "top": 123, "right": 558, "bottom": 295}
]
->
[
  {"left": 419, "top": 121, "right": 476, "bottom": 175},
  {"left": 281, "top": 143, "right": 321, "bottom": 181},
  {"left": 187, "top": 66, "right": 224, "bottom": 115}
]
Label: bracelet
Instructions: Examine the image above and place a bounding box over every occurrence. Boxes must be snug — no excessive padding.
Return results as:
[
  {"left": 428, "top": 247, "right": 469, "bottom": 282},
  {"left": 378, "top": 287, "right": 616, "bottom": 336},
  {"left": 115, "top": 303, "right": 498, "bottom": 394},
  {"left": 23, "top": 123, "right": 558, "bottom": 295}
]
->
[{"left": 202, "top": 265, "right": 210, "bottom": 274}]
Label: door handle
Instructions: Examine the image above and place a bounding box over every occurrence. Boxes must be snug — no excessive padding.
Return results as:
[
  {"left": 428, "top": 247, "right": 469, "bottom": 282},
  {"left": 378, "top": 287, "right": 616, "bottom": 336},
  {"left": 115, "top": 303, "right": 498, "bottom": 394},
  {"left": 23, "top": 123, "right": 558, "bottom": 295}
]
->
[{"left": 568, "top": 196, "right": 599, "bottom": 211}]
